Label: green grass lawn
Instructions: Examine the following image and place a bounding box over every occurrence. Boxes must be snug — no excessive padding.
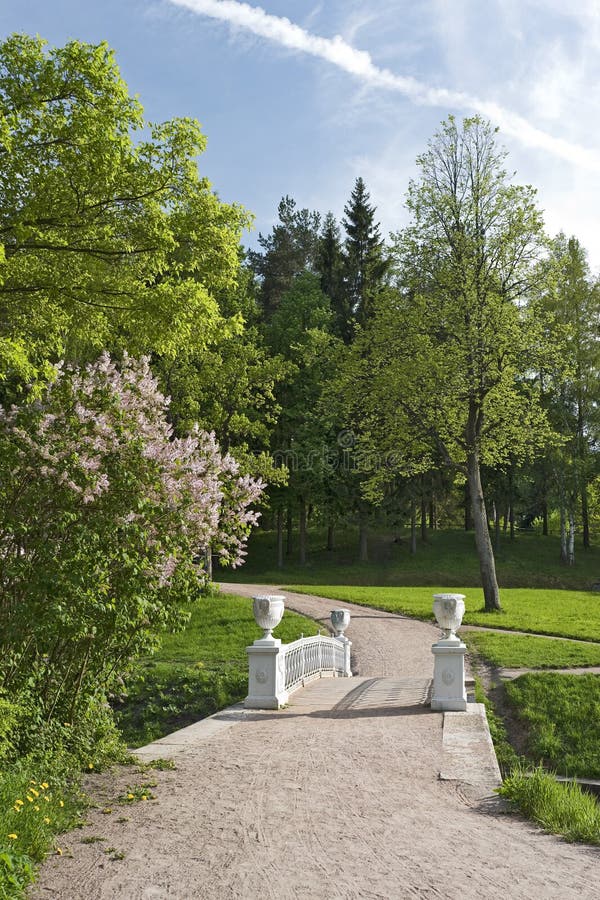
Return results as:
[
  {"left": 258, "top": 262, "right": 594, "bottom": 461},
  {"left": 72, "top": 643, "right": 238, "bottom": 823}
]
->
[
  {"left": 281, "top": 584, "right": 600, "bottom": 641},
  {"left": 221, "top": 526, "right": 600, "bottom": 591},
  {"left": 464, "top": 632, "right": 600, "bottom": 669},
  {"left": 113, "top": 593, "right": 320, "bottom": 748},
  {"left": 504, "top": 673, "right": 600, "bottom": 778}
]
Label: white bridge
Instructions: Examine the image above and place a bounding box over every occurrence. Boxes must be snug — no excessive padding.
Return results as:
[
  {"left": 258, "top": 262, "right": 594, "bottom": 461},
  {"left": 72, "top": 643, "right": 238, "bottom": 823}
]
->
[{"left": 245, "top": 595, "right": 352, "bottom": 709}]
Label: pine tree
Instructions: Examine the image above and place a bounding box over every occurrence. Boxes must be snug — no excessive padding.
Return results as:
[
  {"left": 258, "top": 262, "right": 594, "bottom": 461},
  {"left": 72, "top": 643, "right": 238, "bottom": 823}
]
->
[
  {"left": 342, "top": 178, "right": 388, "bottom": 327},
  {"left": 248, "top": 197, "right": 321, "bottom": 319},
  {"left": 318, "top": 213, "right": 351, "bottom": 342}
]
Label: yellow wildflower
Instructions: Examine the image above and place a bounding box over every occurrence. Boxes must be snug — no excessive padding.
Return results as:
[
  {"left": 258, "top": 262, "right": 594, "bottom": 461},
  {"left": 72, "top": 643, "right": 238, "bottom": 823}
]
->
[
  {"left": 127, "top": 793, "right": 134, "bottom": 800},
  {"left": 44, "top": 796, "right": 51, "bottom": 803},
  {"left": 31, "top": 789, "right": 39, "bottom": 797},
  {"left": 26, "top": 796, "right": 34, "bottom": 803},
  {"left": 41, "top": 782, "right": 49, "bottom": 789},
  {"left": 56, "top": 847, "right": 63, "bottom": 856},
  {"left": 14, "top": 800, "right": 23, "bottom": 807},
  {"left": 44, "top": 817, "right": 51, "bottom": 825},
  {"left": 59, "top": 800, "right": 64, "bottom": 808},
  {"left": 141, "top": 795, "right": 147, "bottom": 801},
  {"left": 88, "top": 763, "right": 94, "bottom": 770},
  {"left": 7, "top": 834, "right": 17, "bottom": 840},
  {"left": 34, "top": 805, "right": 40, "bottom": 812}
]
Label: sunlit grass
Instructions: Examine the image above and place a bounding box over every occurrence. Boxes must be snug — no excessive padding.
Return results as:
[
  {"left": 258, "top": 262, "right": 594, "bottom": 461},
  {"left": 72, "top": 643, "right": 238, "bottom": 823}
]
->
[
  {"left": 504, "top": 673, "right": 600, "bottom": 778},
  {"left": 283, "top": 584, "right": 600, "bottom": 641},
  {"left": 115, "top": 593, "right": 321, "bottom": 748},
  {"left": 464, "top": 632, "right": 600, "bottom": 669}
]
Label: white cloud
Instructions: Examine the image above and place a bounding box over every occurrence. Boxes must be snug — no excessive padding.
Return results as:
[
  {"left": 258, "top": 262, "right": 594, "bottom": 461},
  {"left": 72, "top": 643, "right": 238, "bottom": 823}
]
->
[{"left": 168, "top": 0, "right": 600, "bottom": 172}]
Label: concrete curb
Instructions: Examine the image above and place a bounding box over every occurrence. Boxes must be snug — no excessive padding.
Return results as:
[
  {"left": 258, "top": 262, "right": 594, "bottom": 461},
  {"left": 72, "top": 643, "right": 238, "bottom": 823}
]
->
[
  {"left": 440, "top": 701, "right": 502, "bottom": 796},
  {"left": 133, "top": 702, "right": 252, "bottom": 761}
]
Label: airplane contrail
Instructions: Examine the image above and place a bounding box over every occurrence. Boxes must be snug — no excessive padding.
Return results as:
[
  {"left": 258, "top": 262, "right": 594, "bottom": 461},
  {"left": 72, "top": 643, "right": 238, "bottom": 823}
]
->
[{"left": 168, "top": 0, "right": 600, "bottom": 173}]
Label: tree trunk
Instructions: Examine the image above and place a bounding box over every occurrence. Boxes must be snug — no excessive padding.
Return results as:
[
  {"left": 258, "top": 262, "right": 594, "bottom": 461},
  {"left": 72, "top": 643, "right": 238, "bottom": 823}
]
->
[
  {"left": 542, "top": 500, "right": 548, "bottom": 536},
  {"left": 326, "top": 523, "right": 335, "bottom": 551},
  {"left": 410, "top": 501, "right": 417, "bottom": 555},
  {"left": 582, "top": 486, "right": 590, "bottom": 549},
  {"left": 508, "top": 470, "right": 515, "bottom": 540},
  {"left": 205, "top": 547, "right": 213, "bottom": 581},
  {"left": 560, "top": 504, "right": 568, "bottom": 564},
  {"left": 420, "top": 487, "right": 428, "bottom": 542},
  {"left": 578, "top": 391, "right": 590, "bottom": 549},
  {"left": 358, "top": 515, "right": 368, "bottom": 562},
  {"left": 493, "top": 501, "right": 501, "bottom": 554},
  {"left": 467, "top": 451, "right": 501, "bottom": 611},
  {"left": 464, "top": 482, "right": 473, "bottom": 531},
  {"left": 299, "top": 498, "right": 307, "bottom": 565},
  {"left": 276, "top": 509, "right": 284, "bottom": 569},
  {"left": 286, "top": 506, "right": 293, "bottom": 556},
  {"left": 428, "top": 497, "right": 436, "bottom": 530},
  {"left": 568, "top": 509, "right": 575, "bottom": 566}
]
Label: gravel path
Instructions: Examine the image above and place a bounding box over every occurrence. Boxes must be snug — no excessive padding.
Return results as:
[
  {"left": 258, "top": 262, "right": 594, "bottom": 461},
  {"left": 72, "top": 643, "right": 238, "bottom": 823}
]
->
[{"left": 32, "top": 583, "right": 600, "bottom": 900}]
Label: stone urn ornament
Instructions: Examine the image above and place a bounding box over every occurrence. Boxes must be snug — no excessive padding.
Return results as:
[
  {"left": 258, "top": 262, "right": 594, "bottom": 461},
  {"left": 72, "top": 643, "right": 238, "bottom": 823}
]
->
[
  {"left": 330, "top": 608, "right": 351, "bottom": 637},
  {"left": 432, "top": 593, "right": 466, "bottom": 641},
  {"left": 252, "top": 594, "right": 285, "bottom": 641}
]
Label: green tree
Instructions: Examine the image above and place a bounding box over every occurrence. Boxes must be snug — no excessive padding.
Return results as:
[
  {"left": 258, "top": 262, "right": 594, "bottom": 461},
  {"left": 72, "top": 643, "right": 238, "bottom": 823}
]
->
[
  {"left": 156, "top": 264, "right": 290, "bottom": 480},
  {"left": 545, "top": 235, "right": 600, "bottom": 554},
  {"left": 348, "top": 117, "right": 552, "bottom": 610},
  {"left": 342, "top": 177, "right": 388, "bottom": 327},
  {"left": 318, "top": 212, "right": 350, "bottom": 342},
  {"left": 268, "top": 272, "right": 340, "bottom": 564},
  {"left": 0, "top": 34, "right": 248, "bottom": 390},
  {"left": 249, "top": 196, "right": 321, "bottom": 319}
]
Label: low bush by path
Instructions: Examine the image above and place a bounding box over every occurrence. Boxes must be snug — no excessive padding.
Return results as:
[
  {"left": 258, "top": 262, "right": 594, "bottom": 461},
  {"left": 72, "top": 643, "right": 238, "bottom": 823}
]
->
[
  {"left": 284, "top": 584, "right": 600, "bottom": 642},
  {"left": 499, "top": 767, "right": 600, "bottom": 845},
  {"left": 114, "top": 593, "right": 321, "bottom": 748}
]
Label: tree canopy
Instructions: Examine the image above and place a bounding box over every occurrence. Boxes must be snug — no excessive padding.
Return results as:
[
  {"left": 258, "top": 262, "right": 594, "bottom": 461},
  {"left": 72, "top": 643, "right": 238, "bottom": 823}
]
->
[{"left": 0, "top": 34, "right": 249, "bottom": 390}]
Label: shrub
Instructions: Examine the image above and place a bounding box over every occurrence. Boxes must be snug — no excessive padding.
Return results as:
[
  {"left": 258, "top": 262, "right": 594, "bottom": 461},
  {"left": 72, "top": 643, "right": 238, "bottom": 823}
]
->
[
  {"left": 499, "top": 766, "right": 600, "bottom": 844},
  {"left": 0, "top": 353, "right": 263, "bottom": 746}
]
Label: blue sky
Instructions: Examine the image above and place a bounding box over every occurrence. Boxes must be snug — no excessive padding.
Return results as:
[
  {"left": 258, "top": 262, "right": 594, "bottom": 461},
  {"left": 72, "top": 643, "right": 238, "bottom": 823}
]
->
[{"left": 2, "top": 0, "right": 600, "bottom": 269}]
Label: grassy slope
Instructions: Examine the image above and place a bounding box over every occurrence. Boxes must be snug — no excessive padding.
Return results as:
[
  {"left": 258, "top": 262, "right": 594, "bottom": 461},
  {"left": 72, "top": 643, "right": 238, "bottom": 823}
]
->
[
  {"left": 222, "top": 526, "right": 600, "bottom": 591},
  {"left": 114, "top": 593, "right": 321, "bottom": 747},
  {"left": 504, "top": 673, "right": 600, "bottom": 778}
]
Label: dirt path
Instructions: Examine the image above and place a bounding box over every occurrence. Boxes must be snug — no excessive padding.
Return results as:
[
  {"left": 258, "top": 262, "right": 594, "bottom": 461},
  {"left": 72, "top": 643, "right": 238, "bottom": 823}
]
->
[{"left": 32, "top": 584, "right": 600, "bottom": 900}]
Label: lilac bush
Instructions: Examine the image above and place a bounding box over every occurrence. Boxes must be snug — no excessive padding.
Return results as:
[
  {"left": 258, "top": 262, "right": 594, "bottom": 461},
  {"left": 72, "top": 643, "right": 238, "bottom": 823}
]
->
[{"left": 0, "top": 353, "right": 263, "bottom": 727}]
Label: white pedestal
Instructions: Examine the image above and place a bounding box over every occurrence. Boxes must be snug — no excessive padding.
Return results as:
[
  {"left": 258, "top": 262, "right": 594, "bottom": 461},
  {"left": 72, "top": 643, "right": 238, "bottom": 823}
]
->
[
  {"left": 431, "top": 639, "right": 467, "bottom": 711},
  {"left": 245, "top": 639, "right": 289, "bottom": 709},
  {"left": 335, "top": 635, "right": 353, "bottom": 677}
]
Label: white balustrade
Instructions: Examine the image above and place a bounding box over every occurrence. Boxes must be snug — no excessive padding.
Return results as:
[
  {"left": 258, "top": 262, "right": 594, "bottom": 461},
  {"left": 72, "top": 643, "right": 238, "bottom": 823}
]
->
[{"left": 245, "top": 598, "right": 352, "bottom": 709}]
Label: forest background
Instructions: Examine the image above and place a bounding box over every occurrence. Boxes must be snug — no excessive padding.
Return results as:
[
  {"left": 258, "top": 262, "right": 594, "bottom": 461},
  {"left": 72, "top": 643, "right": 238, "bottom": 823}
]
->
[{"left": 0, "top": 33, "right": 599, "bottom": 889}]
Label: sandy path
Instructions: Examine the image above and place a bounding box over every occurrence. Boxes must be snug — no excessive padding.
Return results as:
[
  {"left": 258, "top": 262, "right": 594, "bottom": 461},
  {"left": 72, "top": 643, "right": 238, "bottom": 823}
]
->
[{"left": 32, "top": 584, "right": 600, "bottom": 900}]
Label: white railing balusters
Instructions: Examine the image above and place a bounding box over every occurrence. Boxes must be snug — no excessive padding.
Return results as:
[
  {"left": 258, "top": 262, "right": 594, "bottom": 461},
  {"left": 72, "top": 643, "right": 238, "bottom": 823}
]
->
[{"left": 245, "top": 597, "right": 352, "bottom": 709}]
